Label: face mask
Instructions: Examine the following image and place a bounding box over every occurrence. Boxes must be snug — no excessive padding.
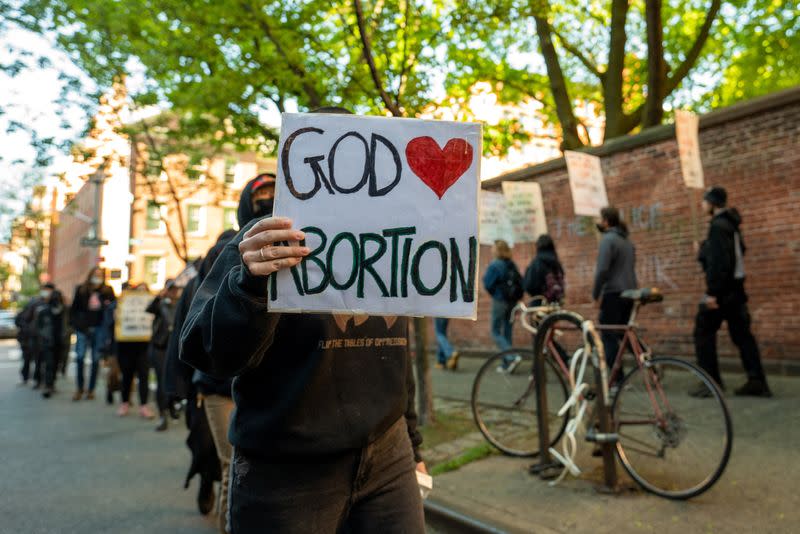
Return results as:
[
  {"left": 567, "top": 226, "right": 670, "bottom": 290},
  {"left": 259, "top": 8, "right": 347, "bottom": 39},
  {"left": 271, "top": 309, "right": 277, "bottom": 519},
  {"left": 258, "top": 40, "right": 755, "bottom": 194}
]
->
[
  {"left": 253, "top": 198, "right": 274, "bottom": 218},
  {"left": 40, "top": 290, "right": 52, "bottom": 300},
  {"left": 163, "top": 298, "right": 172, "bottom": 305},
  {"left": 90, "top": 276, "right": 102, "bottom": 286}
]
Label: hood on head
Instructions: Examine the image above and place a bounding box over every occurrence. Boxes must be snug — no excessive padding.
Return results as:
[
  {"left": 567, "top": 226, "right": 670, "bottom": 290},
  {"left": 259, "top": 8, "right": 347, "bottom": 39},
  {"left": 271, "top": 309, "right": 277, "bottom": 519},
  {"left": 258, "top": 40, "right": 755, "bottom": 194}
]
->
[
  {"left": 238, "top": 174, "right": 275, "bottom": 228},
  {"left": 608, "top": 225, "right": 629, "bottom": 239},
  {"left": 715, "top": 207, "right": 742, "bottom": 228}
]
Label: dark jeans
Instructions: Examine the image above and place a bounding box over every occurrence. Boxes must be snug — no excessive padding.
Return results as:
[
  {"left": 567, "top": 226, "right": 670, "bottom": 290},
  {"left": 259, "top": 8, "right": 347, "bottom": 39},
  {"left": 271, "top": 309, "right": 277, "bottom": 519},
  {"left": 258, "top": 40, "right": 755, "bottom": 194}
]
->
[
  {"left": 42, "top": 346, "right": 60, "bottom": 389},
  {"left": 229, "top": 417, "right": 424, "bottom": 534},
  {"left": 490, "top": 299, "right": 513, "bottom": 351},
  {"left": 75, "top": 328, "right": 102, "bottom": 392},
  {"left": 599, "top": 292, "right": 633, "bottom": 374},
  {"left": 694, "top": 289, "right": 765, "bottom": 386},
  {"left": 20, "top": 344, "right": 36, "bottom": 382},
  {"left": 118, "top": 342, "right": 150, "bottom": 404},
  {"left": 149, "top": 345, "right": 168, "bottom": 412},
  {"left": 434, "top": 318, "right": 454, "bottom": 365}
]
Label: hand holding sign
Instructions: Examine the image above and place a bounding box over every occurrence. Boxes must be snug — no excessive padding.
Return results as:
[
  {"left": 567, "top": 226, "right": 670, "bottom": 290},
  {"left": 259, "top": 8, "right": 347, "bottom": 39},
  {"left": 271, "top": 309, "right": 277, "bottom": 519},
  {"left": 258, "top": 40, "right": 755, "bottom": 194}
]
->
[{"left": 239, "top": 217, "right": 311, "bottom": 276}]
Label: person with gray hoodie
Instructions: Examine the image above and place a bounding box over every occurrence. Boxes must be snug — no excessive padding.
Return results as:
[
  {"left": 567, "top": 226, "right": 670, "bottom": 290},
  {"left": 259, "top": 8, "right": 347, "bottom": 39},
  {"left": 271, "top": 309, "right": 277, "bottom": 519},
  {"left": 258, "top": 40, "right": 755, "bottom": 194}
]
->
[{"left": 592, "top": 206, "right": 637, "bottom": 374}]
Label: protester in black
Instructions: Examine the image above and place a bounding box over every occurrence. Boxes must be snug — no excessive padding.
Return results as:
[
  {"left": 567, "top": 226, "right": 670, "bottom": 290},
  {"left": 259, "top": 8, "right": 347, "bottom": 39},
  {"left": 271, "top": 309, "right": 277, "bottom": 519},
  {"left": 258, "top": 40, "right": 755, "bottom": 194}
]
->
[
  {"left": 15, "top": 295, "right": 41, "bottom": 386},
  {"left": 35, "top": 283, "right": 66, "bottom": 398},
  {"left": 180, "top": 183, "right": 426, "bottom": 530},
  {"left": 524, "top": 234, "right": 565, "bottom": 304},
  {"left": 70, "top": 267, "right": 116, "bottom": 400},
  {"left": 692, "top": 186, "right": 771, "bottom": 397},
  {"left": 147, "top": 280, "right": 180, "bottom": 431},
  {"left": 593, "top": 207, "right": 637, "bottom": 374}
]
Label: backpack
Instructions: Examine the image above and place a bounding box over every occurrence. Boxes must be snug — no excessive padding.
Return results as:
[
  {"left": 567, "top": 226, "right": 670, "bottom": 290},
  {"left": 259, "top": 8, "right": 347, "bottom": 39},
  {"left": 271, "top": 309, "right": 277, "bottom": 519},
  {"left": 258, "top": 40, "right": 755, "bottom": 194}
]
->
[
  {"left": 543, "top": 270, "right": 565, "bottom": 303},
  {"left": 500, "top": 261, "right": 524, "bottom": 303}
]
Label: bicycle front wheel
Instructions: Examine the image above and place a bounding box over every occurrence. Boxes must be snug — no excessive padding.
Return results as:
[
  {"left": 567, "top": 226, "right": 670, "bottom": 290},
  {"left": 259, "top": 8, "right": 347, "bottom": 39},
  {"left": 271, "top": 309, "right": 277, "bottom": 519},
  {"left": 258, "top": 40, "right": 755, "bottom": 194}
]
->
[
  {"left": 613, "top": 357, "right": 733, "bottom": 499},
  {"left": 471, "top": 349, "right": 569, "bottom": 457}
]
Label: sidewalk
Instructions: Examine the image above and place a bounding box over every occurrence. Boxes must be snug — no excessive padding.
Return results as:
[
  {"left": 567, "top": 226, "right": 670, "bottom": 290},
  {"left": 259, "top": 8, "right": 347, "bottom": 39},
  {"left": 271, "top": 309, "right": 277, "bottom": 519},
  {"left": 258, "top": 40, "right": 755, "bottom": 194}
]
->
[{"left": 426, "top": 360, "right": 800, "bottom": 533}]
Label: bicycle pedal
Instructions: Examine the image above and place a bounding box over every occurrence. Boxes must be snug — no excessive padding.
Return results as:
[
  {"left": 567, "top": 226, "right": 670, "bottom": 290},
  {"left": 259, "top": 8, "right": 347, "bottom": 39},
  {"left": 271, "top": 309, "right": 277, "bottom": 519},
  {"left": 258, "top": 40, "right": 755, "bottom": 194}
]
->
[{"left": 585, "top": 430, "right": 619, "bottom": 443}]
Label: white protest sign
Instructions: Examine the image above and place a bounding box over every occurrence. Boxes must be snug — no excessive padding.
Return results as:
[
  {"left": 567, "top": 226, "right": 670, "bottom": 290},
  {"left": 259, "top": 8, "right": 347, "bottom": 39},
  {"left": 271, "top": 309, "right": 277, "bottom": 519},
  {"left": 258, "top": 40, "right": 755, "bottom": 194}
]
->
[
  {"left": 115, "top": 290, "right": 153, "bottom": 342},
  {"left": 564, "top": 151, "right": 609, "bottom": 217},
  {"left": 675, "top": 110, "right": 705, "bottom": 189},
  {"left": 479, "top": 190, "right": 512, "bottom": 246},
  {"left": 271, "top": 113, "right": 482, "bottom": 319},
  {"left": 502, "top": 181, "right": 547, "bottom": 244}
]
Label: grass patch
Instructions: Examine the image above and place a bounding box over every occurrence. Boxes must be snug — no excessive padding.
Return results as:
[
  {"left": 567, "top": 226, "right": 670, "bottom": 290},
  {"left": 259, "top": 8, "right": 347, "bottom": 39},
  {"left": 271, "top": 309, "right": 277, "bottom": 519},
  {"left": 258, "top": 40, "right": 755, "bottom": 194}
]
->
[
  {"left": 429, "top": 443, "right": 495, "bottom": 476},
  {"left": 419, "top": 411, "right": 476, "bottom": 450}
]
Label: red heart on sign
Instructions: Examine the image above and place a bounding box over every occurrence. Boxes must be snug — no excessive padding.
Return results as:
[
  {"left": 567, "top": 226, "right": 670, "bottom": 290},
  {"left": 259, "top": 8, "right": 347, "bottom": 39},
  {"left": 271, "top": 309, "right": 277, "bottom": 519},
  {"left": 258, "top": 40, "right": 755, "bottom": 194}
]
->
[{"left": 405, "top": 136, "right": 474, "bottom": 199}]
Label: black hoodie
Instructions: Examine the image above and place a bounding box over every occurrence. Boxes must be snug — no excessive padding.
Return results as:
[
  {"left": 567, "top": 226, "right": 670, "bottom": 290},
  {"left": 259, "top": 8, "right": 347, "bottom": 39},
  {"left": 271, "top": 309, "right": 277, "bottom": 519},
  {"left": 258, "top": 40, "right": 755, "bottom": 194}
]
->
[
  {"left": 699, "top": 208, "right": 746, "bottom": 299},
  {"left": 180, "top": 181, "right": 422, "bottom": 462},
  {"left": 524, "top": 250, "right": 564, "bottom": 298}
]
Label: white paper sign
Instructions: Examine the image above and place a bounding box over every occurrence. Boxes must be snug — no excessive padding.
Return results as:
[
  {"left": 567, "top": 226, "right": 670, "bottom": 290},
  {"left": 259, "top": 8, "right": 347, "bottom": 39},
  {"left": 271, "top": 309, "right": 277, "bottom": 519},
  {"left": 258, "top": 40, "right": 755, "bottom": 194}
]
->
[
  {"left": 271, "top": 113, "right": 482, "bottom": 319},
  {"left": 675, "top": 110, "right": 705, "bottom": 189},
  {"left": 564, "top": 151, "right": 608, "bottom": 217},
  {"left": 502, "top": 181, "right": 547, "bottom": 244},
  {"left": 115, "top": 290, "right": 153, "bottom": 342},
  {"left": 479, "top": 191, "right": 512, "bottom": 246}
]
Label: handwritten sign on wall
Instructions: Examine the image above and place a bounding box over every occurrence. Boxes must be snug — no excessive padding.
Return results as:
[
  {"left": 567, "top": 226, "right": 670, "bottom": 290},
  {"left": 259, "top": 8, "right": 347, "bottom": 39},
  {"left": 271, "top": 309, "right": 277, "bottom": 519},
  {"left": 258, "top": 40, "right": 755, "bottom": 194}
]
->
[
  {"left": 675, "top": 110, "right": 705, "bottom": 189},
  {"left": 502, "top": 181, "right": 547, "bottom": 244},
  {"left": 271, "top": 113, "right": 482, "bottom": 319},
  {"left": 115, "top": 290, "right": 153, "bottom": 342},
  {"left": 479, "top": 190, "right": 512, "bottom": 245},
  {"left": 564, "top": 151, "right": 609, "bottom": 217}
]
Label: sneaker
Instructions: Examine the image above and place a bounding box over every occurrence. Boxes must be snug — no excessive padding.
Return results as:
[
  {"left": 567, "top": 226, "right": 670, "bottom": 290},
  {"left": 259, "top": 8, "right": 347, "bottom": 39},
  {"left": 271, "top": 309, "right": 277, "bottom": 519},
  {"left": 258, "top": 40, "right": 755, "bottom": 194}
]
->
[
  {"left": 505, "top": 355, "right": 523, "bottom": 374},
  {"left": 446, "top": 351, "right": 460, "bottom": 371},
  {"left": 42, "top": 388, "right": 53, "bottom": 399},
  {"left": 155, "top": 416, "right": 168, "bottom": 432},
  {"left": 688, "top": 381, "right": 713, "bottom": 398},
  {"left": 86, "top": 391, "right": 95, "bottom": 401},
  {"left": 197, "top": 476, "right": 216, "bottom": 515},
  {"left": 72, "top": 390, "right": 84, "bottom": 401},
  {"left": 117, "top": 402, "right": 130, "bottom": 417},
  {"left": 139, "top": 405, "right": 156, "bottom": 419},
  {"left": 734, "top": 379, "right": 773, "bottom": 398}
]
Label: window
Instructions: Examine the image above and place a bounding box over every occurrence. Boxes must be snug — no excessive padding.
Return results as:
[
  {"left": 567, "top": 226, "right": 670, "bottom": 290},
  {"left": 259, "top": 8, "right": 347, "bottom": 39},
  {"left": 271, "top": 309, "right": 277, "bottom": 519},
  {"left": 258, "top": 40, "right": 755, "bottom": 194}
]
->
[
  {"left": 143, "top": 256, "right": 164, "bottom": 288},
  {"left": 224, "top": 158, "right": 237, "bottom": 184},
  {"left": 222, "top": 207, "right": 238, "bottom": 231},
  {"left": 186, "top": 204, "right": 205, "bottom": 234},
  {"left": 145, "top": 202, "right": 162, "bottom": 232}
]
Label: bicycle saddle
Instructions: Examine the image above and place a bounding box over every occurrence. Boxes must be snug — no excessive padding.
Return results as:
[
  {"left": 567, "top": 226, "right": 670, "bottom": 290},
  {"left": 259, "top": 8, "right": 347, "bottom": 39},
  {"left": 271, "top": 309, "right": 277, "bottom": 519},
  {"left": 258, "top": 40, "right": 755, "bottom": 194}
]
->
[{"left": 621, "top": 287, "right": 664, "bottom": 304}]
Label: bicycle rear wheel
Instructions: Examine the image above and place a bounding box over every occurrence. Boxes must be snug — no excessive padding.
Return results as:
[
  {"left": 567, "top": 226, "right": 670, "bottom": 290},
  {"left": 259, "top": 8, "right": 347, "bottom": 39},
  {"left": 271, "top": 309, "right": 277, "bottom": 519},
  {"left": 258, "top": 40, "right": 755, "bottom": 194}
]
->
[
  {"left": 613, "top": 357, "right": 733, "bottom": 499},
  {"left": 471, "top": 349, "right": 569, "bottom": 457}
]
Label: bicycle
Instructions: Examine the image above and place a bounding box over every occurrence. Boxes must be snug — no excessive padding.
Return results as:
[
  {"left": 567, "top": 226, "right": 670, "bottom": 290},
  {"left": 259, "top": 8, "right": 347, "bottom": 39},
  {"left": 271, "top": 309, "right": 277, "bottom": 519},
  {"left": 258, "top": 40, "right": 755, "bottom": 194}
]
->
[
  {"left": 537, "top": 288, "right": 733, "bottom": 499},
  {"left": 470, "top": 298, "right": 574, "bottom": 457}
]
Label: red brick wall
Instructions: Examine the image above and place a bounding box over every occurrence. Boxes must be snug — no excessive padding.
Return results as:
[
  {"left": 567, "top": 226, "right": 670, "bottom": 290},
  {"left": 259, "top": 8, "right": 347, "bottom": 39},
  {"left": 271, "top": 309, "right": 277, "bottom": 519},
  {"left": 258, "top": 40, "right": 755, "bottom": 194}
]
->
[{"left": 448, "top": 95, "right": 800, "bottom": 364}]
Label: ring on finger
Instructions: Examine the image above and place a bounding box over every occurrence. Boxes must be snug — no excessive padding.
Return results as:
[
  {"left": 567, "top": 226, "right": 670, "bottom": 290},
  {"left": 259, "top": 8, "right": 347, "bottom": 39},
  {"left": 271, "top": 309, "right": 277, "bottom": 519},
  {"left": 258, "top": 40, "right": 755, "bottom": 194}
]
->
[{"left": 259, "top": 246, "right": 268, "bottom": 261}]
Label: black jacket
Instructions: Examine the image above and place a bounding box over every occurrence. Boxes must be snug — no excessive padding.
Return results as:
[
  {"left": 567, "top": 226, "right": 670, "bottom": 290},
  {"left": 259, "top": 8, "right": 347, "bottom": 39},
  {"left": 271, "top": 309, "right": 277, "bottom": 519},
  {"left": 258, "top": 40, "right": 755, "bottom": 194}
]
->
[
  {"left": 15, "top": 297, "right": 41, "bottom": 346},
  {"left": 524, "top": 250, "right": 564, "bottom": 298},
  {"left": 35, "top": 295, "right": 65, "bottom": 352},
  {"left": 179, "top": 217, "right": 423, "bottom": 462},
  {"left": 699, "top": 208, "right": 746, "bottom": 299},
  {"left": 69, "top": 284, "right": 116, "bottom": 333}
]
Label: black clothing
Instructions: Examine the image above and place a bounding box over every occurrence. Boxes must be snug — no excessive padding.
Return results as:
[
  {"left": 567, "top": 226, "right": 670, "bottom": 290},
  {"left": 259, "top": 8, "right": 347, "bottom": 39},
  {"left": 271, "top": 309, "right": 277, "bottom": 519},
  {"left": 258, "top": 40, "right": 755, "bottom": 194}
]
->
[
  {"left": 148, "top": 296, "right": 178, "bottom": 412},
  {"left": 524, "top": 250, "right": 564, "bottom": 301},
  {"left": 698, "top": 208, "right": 745, "bottom": 300},
  {"left": 180, "top": 219, "right": 423, "bottom": 463},
  {"left": 118, "top": 342, "right": 149, "bottom": 404},
  {"left": 598, "top": 292, "right": 633, "bottom": 376},
  {"left": 164, "top": 276, "right": 198, "bottom": 400},
  {"left": 15, "top": 298, "right": 40, "bottom": 382},
  {"left": 35, "top": 296, "right": 66, "bottom": 390},
  {"left": 69, "top": 284, "right": 115, "bottom": 333},
  {"left": 229, "top": 416, "right": 424, "bottom": 534}
]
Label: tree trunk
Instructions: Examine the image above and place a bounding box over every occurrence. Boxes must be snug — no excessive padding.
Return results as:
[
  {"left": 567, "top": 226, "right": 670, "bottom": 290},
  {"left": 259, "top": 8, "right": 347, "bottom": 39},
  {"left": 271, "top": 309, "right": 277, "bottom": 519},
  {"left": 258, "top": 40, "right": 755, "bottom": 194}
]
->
[
  {"left": 413, "top": 317, "right": 434, "bottom": 426},
  {"left": 603, "top": 0, "right": 630, "bottom": 140},
  {"left": 643, "top": 0, "right": 666, "bottom": 127},
  {"left": 534, "top": 16, "right": 583, "bottom": 150}
]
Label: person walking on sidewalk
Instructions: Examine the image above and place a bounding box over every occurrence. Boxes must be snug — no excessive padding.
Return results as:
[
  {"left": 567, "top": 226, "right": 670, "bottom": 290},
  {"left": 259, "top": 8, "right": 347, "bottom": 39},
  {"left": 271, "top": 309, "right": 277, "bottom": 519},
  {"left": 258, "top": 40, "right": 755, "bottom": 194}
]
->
[
  {"left": 692, "top": 186, "right": 771, "bottom": 398},
  {"left": 434, "top": 318, "right": 459, "bottom": 371},
  {"left": 116, "top": 283, "right": 155, "bottom": 419},
  {"left": 70, "top": 267, "right": 116, "bottom": 401},
  {"left": 15, "top": 294, "right": 42, "bottom": 387},
  {"left": 34, "top": 283, "right": 66, "bottom": 398},
  {"left": 592, "top": 207, "right": 637, "bottom": 375},
  {"left": 524, "top": 234, "right": 565, "bottom": 305},
  {"left": 483, "top": 239, "right": 523, "bottom": 373},
  {"left": 147, "top": 280, "right": 180, "bottom": 431}
]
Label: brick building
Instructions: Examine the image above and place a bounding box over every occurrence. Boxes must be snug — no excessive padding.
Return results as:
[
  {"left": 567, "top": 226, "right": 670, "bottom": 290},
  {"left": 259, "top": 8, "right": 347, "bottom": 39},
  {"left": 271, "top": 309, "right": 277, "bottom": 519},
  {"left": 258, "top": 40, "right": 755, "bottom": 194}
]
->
[{"left": 447, "top": 87, "right": 800, "bottom": 371}]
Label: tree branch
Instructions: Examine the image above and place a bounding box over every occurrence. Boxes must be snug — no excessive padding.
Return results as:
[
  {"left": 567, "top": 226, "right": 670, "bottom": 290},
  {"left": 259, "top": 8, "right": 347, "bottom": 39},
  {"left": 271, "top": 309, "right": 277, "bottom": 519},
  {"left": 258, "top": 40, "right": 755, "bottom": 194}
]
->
[
  {"left": 551, "top": 26, "right": 601, "bottom": 78},
  {"left": 665, "top": 0, "right": 722, "bottom": 94},
  {"left": 642, "top": 0, "right": 667, "bottom": 126},
  {"left": 603, "top": 0, "right": 631, "bottom": 139},
  {"left": 352, "top": 0, "right": 403, "bottom": 117}
]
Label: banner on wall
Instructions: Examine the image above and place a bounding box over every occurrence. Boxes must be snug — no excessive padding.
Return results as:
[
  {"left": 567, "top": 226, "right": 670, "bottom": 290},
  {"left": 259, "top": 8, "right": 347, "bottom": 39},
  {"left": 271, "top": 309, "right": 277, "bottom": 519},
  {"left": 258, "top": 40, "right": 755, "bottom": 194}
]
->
[
  {"left": 501, "top": 181, "right": 547, "bottom": 244},
  {"left": 675, "top": 110, "right": 705, "bottom": 189},
  {"left": 564, "top": 151, "right": 609, "bottom": 216},
  {"left": 479, "top": 190, "right": 512, "bottom": 246},
  {"left": 270, "top": 113, "right": 482, "bottom": 319}
]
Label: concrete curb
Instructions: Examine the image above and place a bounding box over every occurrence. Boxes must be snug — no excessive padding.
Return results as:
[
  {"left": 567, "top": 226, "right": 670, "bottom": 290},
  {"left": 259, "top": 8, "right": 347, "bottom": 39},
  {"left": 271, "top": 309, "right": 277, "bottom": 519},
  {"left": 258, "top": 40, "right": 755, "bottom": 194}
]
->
[{"left": 424, "top": 499, "right": 511, "bottom": 534}]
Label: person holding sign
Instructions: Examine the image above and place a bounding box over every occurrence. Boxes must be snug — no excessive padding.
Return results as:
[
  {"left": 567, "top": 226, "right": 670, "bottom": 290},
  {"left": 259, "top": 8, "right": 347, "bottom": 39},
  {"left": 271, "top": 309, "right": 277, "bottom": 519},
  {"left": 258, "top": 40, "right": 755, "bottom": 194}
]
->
[
  {"left": 483, "top": 239, "right": 524, "bottom": 373},
  {"left": 692, "top": 186, "right": 771, "bottom": 398},
  {"left": 116, "top": 283, "right": 155, "bottom": 419},
  {"left": 180, "top": 109, "right": 429, "bottom": 534}
]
